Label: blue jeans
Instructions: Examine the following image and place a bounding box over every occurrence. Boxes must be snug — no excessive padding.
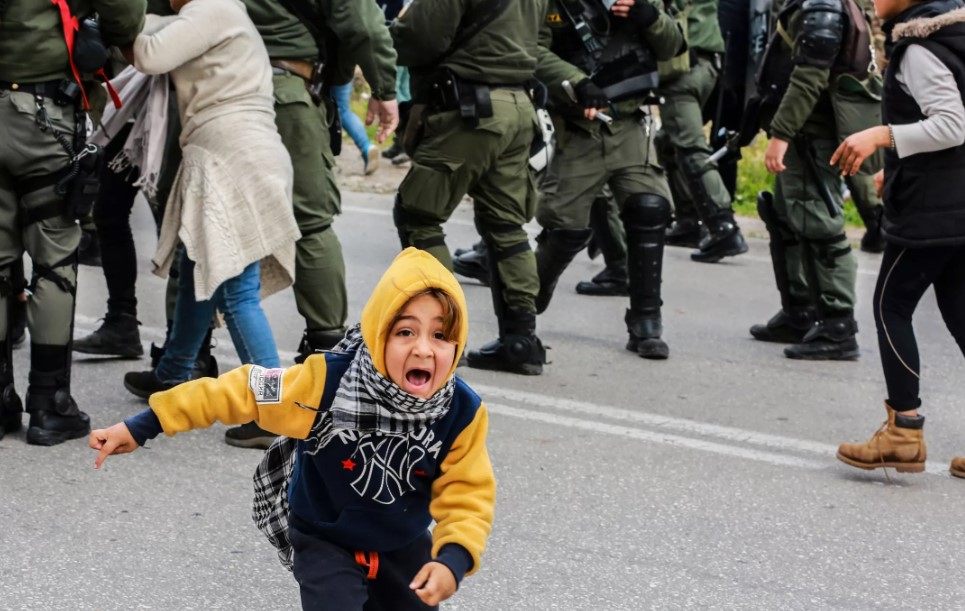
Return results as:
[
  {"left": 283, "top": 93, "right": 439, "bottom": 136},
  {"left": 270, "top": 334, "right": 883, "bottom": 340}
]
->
[
  {"left": 332, "top": 82, "right": 370, "bottom": 156},
  {"left": 156, "top": 253, "right": 279, "bottom": 384}
]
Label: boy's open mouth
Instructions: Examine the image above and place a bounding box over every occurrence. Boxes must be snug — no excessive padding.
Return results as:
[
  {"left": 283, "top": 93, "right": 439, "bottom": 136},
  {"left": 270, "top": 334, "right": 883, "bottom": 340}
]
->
[{"left": 405, "top": 368, "right": 432, "bottom": 388}]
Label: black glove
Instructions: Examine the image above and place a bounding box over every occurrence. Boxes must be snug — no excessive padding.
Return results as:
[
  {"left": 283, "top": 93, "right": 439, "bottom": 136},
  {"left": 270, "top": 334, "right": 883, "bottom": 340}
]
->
[
  {"left": 573, "top": 79, "right": 609, "bottom": 109},
  {"left": 626, "top": 1, "right": 660, "bottom": 28}
]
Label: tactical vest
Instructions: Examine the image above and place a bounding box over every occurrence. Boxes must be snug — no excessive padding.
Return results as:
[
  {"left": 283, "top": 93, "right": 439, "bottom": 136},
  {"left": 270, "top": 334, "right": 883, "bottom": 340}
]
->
[
  {"left": 756, "top": 0, "right": 873, "bottom": 104},
  {"left": 551, "top": 0, "right": 659, "bottom": 101}
]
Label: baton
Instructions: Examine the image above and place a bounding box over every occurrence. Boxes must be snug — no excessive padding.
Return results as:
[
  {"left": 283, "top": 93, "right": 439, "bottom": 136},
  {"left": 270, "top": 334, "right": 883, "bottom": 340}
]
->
[{"left": 561, "top": 80, "right": 613, "bottom": 124}]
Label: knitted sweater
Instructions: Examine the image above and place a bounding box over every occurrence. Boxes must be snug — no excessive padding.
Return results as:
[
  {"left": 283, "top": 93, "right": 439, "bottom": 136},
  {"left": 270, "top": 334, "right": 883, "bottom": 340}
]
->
[{"left": 134, "top": 0, "right": 300, "bottom": 300}]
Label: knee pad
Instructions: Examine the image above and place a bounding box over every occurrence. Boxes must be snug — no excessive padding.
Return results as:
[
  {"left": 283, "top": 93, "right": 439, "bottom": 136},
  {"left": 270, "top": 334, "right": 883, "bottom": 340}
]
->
[{"left": 622, "top": 194, "right": 671, "bottom": 228}]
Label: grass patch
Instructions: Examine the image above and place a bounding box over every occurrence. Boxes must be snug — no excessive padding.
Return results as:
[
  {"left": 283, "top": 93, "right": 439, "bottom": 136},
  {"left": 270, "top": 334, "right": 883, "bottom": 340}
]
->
[{"left": 734, "top": 135, "right": 864, "bottom": 227}]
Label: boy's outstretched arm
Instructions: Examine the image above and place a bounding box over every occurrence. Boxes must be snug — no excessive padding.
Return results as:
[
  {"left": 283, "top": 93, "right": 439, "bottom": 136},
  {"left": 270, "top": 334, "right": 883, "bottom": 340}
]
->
[{"left": 88, "top": 358, "right": 331, "bottom": 468}]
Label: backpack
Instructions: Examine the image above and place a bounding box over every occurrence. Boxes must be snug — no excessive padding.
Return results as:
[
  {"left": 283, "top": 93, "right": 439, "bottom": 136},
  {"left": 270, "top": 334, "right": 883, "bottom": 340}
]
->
[{"left": 251, "top": 353, "right": 350, "bottom": 570}]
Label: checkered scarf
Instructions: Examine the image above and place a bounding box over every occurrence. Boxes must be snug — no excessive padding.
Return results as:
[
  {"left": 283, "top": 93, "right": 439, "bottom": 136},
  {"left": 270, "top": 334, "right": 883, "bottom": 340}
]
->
[
  {"left": 253, "top": 324, "right": 455, "bottom": 570},
  {"left": 306, "top": 324, "right": 455, "bottom": 453}
]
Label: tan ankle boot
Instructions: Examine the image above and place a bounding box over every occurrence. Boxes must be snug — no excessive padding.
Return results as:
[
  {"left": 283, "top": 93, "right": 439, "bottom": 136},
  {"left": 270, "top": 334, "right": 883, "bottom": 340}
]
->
[
  {"left": 837, "top": 403, "right": 926, "bottom": 473},
  {"left": 951, "top": 457, "right": 965, "bottom": 479}
]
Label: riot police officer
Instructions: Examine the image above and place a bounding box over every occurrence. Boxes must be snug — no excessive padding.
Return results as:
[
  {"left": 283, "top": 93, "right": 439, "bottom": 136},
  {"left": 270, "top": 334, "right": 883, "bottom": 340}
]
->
[
  {"left": 0, "top": 0, "right": 145, "bottom": 445},
  {"left": 391, "top": 0, "right": 550, "bottom": 375},
  {"left": 657, "top": 0, "right": 749, "bottom": 263},
  {"left": 534, "top": 0, "right": 684, "bottom": 359},
  {"left": 751, "top": 0, "right": 881, "bottom": 360}
]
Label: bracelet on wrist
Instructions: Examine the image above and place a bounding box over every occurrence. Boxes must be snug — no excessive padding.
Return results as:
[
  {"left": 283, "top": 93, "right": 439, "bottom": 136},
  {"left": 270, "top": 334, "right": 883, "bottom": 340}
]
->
[{"left": 888, "top": 125, "right": 896, "bottom": 150}]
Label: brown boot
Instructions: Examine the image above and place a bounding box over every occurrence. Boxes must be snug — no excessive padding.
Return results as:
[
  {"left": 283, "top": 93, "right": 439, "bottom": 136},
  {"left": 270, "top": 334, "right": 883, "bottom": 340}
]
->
[
  {"left": 951, "top": 457, "right": 965, "bottom": 479},
  {"left": 837, "top": 403, "right": 926, "bottom": 473}
]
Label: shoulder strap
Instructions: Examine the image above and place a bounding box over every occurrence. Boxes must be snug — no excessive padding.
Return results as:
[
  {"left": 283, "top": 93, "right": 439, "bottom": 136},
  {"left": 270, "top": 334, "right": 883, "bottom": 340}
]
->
[
  {"left": 277, "top": 0, "right": 328, "bottom": 61},
  {"left": 439, "top": 0, "right": 513, "bottom": 61}
]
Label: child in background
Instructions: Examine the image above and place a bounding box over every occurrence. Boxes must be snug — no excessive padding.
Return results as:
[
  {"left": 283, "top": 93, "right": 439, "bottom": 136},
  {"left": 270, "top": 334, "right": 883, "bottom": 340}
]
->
[{"left": 90, "top": 248, "right": 496, "bottom": 609}]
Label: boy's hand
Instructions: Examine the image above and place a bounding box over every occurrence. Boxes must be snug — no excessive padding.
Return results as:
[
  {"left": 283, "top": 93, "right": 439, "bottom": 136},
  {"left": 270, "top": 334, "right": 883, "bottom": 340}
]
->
[
  {"left": 410, "top": 561, "right": 457, "bottom": 606},
  {"left": 89, "top": 423, "right": 139, "bottom": 469}
]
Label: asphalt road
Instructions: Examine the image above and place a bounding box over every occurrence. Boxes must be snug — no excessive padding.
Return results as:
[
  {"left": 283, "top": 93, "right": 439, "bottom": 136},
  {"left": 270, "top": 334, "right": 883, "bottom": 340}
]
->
[{"left": 1, "top": 191, "right": 963, "bottom": 610}]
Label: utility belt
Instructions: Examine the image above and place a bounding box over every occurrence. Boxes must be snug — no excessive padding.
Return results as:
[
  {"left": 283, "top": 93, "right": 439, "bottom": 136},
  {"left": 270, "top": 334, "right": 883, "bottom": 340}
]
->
[
  {"left": 8, "top": 84, "right": 103, "bottom": 224},
  {"left": 270, "top": 58, "right": 328, "bottom": 105},
  {"left": 0, "top": 78, "right": 85, "bottom": 107},
  {"left": 426, "top": 69, "right": 527, "bottom": 125},
  {"left": 270, "top": 58, "right": 341, "bottom": 156}
]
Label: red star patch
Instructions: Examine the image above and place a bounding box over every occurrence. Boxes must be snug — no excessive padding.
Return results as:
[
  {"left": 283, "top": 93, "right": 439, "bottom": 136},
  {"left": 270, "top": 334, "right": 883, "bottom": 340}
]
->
[{"left": 341, "top": 458, "right": 357, "bottom": 471}]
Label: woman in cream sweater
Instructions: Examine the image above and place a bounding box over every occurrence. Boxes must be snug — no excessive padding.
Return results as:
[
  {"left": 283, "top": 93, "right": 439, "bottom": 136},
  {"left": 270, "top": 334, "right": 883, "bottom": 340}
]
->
[{"left": 125, "top": 0, "right": 301, "bottom": 399}]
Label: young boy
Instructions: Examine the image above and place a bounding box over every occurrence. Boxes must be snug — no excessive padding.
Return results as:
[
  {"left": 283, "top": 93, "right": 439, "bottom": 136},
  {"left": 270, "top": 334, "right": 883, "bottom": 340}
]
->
[{"left": 90, "top": 248, "right": 496, "bottom": 610}]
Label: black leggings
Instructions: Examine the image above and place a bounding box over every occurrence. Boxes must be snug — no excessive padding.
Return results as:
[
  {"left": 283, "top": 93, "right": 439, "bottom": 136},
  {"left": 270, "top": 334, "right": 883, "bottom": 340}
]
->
[
  {"left": 873, "top": 243, "right": 965, "bottom": 410},
  {"left": 92, "top": 124, "right": 140, "bottom": 317}
]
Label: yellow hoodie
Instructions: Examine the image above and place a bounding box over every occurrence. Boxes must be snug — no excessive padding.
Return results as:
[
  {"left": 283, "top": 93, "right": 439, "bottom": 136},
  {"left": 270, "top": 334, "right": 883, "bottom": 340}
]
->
[{"left": 144, "top": 248, "right": 495, "bottom": 581}]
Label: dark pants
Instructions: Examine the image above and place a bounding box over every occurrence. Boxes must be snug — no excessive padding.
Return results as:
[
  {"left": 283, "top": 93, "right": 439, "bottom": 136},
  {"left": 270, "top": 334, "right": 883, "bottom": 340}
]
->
[
  {"left": 873, "top": 243, "right": 965, "bottom": 410},
  {"left": 92, "top": 124, "right": 140, "bottom": 317},
  {"left": 289, "top": 525, "right": 437, "bottom": 611}
]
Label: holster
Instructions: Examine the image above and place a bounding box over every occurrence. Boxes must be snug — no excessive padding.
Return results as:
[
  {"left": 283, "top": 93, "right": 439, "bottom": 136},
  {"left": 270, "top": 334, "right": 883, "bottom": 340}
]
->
[{"left": 427, "top": 69, "right": 493, "bottom": 126}]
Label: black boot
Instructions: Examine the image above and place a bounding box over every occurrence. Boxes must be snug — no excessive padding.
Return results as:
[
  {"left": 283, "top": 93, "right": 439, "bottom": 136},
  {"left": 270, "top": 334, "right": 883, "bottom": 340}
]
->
[
  {"left": 294, "top": 329, "right": 346, "bottom": 364},
  {"left": 123, "top": 369, "right": 176, "bottom": 399},
  {"left": 784, "top": 313, "right": 860, "bottom": 361},
  {"left": 575, "top": 264, "right": 629, "bottom": 296},
  {"left": 0, "top": 342, "right": 23, "bottom": 438},
  {"left": 25, "top": 368, "right": 89, "bottom": 446},
  {"left": 535, "top": 228, "right": 593, "bottom": 314},
  {"left": 690, "top": 211, "right": 748, "bottom": 263},
  {"left": 73, "top": 312, "right": 143, "bottom": 358},
  {"left": 665, "top": 219, "right": 702, "bottom": 248},
  {"left": 150, "top": 323, "right": 218, "bottom": 379},
  {"left": 622, "top": 194, "right": 672, "bottom": 359},
  {"left": 465, "top": 309, "right": 547, "bottom": 375},
  {"left": 452, "top": 245, "right": 491, "bottom": 286},
  {"left": 625, "top": 312, "right": 669, "bottom": 360},
  {"left": 750, "top": 307, "right": 815, "bottom": 343}
]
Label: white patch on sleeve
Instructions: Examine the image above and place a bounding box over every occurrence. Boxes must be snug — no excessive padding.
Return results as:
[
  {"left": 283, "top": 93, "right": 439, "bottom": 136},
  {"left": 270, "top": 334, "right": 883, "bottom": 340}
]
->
[{"left": 248, "top": 366, "right": 285, "bottom": 404}]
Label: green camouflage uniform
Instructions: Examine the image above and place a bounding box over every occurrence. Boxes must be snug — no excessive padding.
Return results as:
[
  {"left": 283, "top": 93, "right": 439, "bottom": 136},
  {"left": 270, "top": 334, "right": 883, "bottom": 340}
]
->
[
  {"left": 655, "top": 0, "right": 747, "bottom": 262},
  {"left": 392, "top": 0, "right": 550, "bottom": 374},
  {"left": 0, "top": 0, "right": 145, "bottom": 444},
  {"left": 534, "top": 0, "right": 683, "bottom": 358},
  {"left": 752, "top": 0, "right": 881, "bottom": 360}
]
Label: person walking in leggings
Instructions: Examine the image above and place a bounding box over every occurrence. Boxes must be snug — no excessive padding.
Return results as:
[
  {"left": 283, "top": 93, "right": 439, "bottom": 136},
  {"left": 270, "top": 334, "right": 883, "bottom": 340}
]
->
[{"left": 831, "top": 0, "right": 965, "bottom": 478}]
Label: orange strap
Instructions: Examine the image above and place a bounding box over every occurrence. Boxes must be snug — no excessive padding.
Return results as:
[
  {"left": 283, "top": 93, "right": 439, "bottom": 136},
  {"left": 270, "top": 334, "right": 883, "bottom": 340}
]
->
[
  {"left": 50, "top": 0, "right": 122, "bottom": 111},
  {"left": 354, "top": 550, "right": 380, "bottom": 580}
]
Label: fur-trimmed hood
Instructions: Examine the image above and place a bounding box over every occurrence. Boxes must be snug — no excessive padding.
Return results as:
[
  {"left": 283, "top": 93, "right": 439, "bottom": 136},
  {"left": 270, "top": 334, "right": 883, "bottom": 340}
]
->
[{"left": 892, "top": 4, "right": 965, "bottom": 40}]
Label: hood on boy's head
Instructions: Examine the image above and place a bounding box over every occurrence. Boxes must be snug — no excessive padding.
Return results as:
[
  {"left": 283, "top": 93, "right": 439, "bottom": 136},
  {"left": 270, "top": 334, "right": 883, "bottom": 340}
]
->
[{"left": 360, "top": 248, "right": 468, "bottom": 379}]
